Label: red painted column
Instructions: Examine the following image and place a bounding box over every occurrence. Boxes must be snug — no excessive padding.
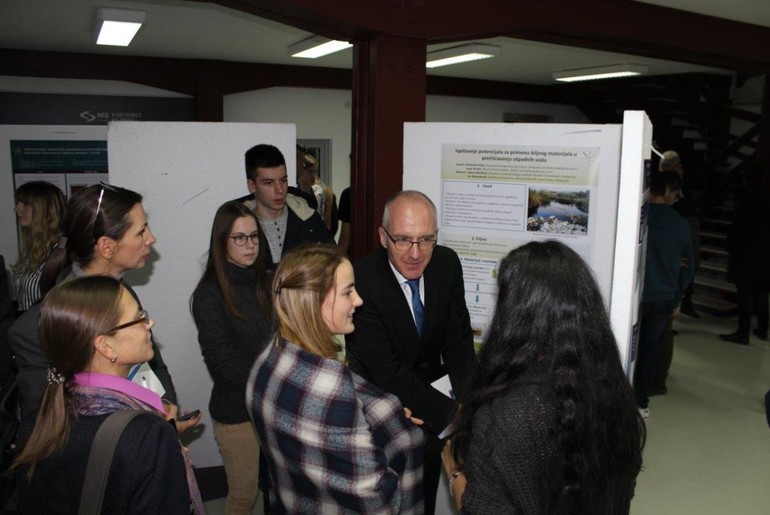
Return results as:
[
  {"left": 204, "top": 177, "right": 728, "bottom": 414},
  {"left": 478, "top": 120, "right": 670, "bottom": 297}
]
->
[{"left": 349, "top": 34, "right": 426, "bottom": 260}]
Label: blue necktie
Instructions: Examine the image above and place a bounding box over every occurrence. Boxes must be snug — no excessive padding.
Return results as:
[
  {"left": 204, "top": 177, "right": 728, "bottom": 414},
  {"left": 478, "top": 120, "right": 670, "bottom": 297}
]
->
[{"left": 406, "top": 279, "right": 424, "bottom": 336}]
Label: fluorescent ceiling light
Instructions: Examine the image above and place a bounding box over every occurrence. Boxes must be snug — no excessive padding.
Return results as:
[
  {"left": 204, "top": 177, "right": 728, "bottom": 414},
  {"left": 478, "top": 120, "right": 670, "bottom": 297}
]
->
[
  {"left": 95, "top": 8, "right": 145, "bottom": 47},
  {"left": 426, "top": 43, "right": 501, "bottom": 69},
  {"left": 289, "top": 36, "right": 352, "bottom": 58},
  {"left": 553, "top": 64, "right": 648, "bottom": 82}
]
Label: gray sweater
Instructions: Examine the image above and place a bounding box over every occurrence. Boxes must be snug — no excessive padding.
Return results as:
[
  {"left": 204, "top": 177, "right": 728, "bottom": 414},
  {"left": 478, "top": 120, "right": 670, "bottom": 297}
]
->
[{"left": 462, "top": 382, "right": 636, "bottom": 514}]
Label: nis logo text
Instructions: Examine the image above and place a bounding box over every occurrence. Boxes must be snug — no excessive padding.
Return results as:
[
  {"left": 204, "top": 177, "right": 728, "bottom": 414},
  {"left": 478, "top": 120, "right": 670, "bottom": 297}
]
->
[{"left": 80, "top": 111, "right": 143, "bottom": 123}]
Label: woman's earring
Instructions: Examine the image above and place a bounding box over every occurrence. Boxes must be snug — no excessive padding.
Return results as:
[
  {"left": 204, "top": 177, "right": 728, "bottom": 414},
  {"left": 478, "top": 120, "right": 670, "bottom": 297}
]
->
[{"left": 111, "top": 355, "right": 118, "bottom": 364}]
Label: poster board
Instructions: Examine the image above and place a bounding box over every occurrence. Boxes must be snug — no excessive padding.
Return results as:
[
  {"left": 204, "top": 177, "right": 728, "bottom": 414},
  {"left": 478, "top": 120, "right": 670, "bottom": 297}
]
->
[
  {"left": 108, "top": 121, "right": 295, "bottom": 467},
  {"left": 404, "top": 114, "right": 649, "bottom": 514},
  {"left": 404, "top": 121, "right": 622, "bottom": 347},
  {"left": 610, "top": 112, "right": 653, "bottom": 371},
  {"left": 404, "top": 113, "right": 650, "bottom": 367}
]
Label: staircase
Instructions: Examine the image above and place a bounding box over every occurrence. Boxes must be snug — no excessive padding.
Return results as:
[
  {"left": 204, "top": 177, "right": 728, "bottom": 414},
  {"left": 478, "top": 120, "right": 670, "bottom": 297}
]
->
[
  {"left": 693, "top": 203, "right": 737, "bottom": 315},
  {"left": 556, "top": 72, "right": 762, "bottom": 316}
]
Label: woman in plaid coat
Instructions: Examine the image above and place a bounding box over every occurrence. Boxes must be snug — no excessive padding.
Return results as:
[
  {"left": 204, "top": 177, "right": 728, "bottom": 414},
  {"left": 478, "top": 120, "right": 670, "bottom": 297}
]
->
[{"left": 247, "top": 244, "right": 424, "bottom": 514}]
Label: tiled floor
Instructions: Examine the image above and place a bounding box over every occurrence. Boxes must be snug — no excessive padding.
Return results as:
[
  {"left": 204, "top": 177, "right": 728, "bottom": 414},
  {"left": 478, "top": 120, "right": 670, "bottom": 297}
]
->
[{"left": 204, "top": 311, "right": 770, "bottom": 515}]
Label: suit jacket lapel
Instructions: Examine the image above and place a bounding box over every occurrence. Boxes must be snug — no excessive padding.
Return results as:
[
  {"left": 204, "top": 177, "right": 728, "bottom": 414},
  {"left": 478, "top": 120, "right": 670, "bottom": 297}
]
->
[{"left": 377, "top": 249, "right": 423, "bottom": 344}]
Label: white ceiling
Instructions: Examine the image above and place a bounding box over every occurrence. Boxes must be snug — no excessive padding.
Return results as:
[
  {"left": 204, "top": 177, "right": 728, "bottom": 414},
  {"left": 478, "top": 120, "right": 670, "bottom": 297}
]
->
[{"left": 1, "top": 0, "right": 767, "bottom": 86}]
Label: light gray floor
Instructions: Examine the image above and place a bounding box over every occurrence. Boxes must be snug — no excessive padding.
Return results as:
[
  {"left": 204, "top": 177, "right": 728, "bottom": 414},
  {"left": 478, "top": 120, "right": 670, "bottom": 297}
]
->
[
  {"left": 631, "top": 311, "right": 770, "bottom": 514},
  {"left": 204, "top": 312, "right": 770, "bottom": 515}
]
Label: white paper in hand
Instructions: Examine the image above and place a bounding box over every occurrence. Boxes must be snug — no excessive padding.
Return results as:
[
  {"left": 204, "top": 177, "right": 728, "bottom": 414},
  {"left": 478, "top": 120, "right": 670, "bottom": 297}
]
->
[{"left": 128, "top": 362, "right": 166, "bottom": 398}]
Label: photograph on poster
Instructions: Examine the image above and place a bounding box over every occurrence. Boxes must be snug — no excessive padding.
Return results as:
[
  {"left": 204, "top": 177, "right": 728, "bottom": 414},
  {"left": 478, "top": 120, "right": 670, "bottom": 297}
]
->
[{"left": 526, "top": 187, "right": 589, "bottom": 235}]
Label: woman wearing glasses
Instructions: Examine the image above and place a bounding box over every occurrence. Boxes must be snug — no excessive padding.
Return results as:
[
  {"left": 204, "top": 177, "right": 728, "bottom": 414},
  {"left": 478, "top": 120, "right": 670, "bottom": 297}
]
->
[
  {"left": 11, "top": 181, "right": 67, "bottom": 314},
  {"left": 247, "top": 244, "right": 424, "bottom": 514},
  {"left": 191, "top": 201, "right": 272, "bottom": 515},
  {"left": 14, "top": 275, "right": 203, "bottom": 513},
  {"left": 9, "top": 184, "right": 192, "bottom": 429}
]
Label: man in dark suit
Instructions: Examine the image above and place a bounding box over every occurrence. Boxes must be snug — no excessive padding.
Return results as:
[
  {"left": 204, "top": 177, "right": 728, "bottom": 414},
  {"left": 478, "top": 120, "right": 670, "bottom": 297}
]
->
[
  {"left": 346, "top": 190, "right": 476, "bottom": 514},
  {"left": 238, "top": 144, "right": 333, "bottom": 270}
]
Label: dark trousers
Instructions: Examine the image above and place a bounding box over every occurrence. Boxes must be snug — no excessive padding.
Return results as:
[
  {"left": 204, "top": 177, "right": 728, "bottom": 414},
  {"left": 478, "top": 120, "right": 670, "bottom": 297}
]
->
[
  {"left": 634, "top": 299, "right": 677, "bottom": 409},
  {"left": 423, "top": 451, "right": 442, "bottom": 515},
  {"left": 653, "top": 316, "right": 674, "bottom": 390},
  {"left": 736, "top": 280, "right": 769, "bottom": 337}
]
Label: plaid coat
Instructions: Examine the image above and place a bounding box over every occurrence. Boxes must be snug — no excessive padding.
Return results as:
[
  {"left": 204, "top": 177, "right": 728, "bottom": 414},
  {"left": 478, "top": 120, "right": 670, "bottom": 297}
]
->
[{"left": 247, "top": 338, "right": 424, "bottom": 514}]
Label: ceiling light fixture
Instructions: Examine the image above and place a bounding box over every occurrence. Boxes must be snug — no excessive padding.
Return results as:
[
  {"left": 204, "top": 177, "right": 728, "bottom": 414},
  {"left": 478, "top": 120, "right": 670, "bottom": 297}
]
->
[
  {"left": 553, "top": 64, "right": 648, "bottom": 82},
  {"left": 426, "top": 43, "right": 501, "bottom": 69},
  {"left": 95, "top": 8, "right": 145, "bottom": 47},
  {"left": 289, "top": 36, "right": 352, "bottom": 59}
]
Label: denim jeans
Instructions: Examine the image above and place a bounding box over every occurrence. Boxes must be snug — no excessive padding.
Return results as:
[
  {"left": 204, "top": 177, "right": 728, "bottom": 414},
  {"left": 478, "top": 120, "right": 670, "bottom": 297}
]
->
[{"left": 634, "top": 298, "right": 678, "bottom": 409}]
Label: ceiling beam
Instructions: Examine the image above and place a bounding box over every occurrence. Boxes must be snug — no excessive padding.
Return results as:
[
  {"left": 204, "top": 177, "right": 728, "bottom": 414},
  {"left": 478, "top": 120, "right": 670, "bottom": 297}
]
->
[
  {"left": 204, "top": 0, "right": 770, "bottom": 73},
  {"left": 0, "top": 49, "right": 563, "bottom": 104}
]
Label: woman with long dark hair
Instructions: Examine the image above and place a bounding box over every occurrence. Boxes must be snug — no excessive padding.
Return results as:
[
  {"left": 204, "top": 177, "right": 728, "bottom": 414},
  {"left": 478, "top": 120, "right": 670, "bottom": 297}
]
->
[
  {"left": 9, "top": 183, "right": 188, "bottom": 426},
  {"left": 443, "top": 240, "right": 644, "bottom": 514},
  {"left": 12, "top": 181, "right": 66, "bottom": 313},
  {"left": 247, "top": 244, "right": 424, "bottom": 513},
  {"left": 14, "top": 275, "right": 202, "bottom": 513},
  {"left": 191, "top": 200, "right": 272, "bottom": 514}
]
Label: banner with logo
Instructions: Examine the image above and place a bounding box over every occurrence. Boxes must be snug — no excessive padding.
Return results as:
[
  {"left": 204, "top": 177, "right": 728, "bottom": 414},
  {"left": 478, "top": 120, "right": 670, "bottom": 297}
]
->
[{"left": 0, "top": 93, "right": 194, "bottom": 125}]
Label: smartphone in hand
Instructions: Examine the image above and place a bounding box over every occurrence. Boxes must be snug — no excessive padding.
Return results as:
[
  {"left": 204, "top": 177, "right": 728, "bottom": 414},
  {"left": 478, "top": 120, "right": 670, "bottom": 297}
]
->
[{"left": 177, "top": 409, "right": 201, "bottom": 422}]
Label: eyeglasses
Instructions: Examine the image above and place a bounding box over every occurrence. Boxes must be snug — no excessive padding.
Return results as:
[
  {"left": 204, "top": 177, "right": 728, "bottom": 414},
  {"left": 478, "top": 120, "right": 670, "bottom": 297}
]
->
[
  {"left": 228, "top": 232, "right": 260, "bottom": 247},
  {"left": 105, "top": 309, "right": 150, "bottom": 334},
  {"left": 91, "top": 182, "right": 119, "bottom": 241},
  {"left": 382, "top": 227, "right": 437, "bottom": 252}
]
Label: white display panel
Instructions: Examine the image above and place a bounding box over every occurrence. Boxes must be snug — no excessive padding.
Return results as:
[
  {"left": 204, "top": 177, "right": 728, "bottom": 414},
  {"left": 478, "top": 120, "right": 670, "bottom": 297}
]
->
[
  {"left": 109, "top": 121, "right": 295, "bottom": 467},
  {"left": 404, "top": 121, "right": 623, "bottom": 348}
]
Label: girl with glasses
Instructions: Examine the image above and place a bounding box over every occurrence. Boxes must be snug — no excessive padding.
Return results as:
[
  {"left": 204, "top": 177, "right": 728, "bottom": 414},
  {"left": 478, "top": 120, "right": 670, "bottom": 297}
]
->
[
  {"left": 191, "top": 200, "right": 272, "bottom": 515},
  {"left": 247, "top": 244, "right": 424, "bottom": 513},
  {"left": 14, "top": 275, "right": 202, "bottom": 513}
]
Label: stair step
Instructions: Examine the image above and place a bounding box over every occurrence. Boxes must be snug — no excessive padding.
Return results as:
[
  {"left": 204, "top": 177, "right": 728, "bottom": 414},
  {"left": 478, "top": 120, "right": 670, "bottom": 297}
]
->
[
  {"left": 699, "top": 262, "right": 728, "bottom": 274},
  {"left": 702, "top": 217, "right": 731, "bottom": 227},
  {"left": 694, "top": 275, "right": 737, "bottom": 294},
  {"left": 711, "top": 206, "right": 734, "bottom": 216},
  {"left": 700, "top": 230, "right": 727, "bottom": 241},
  {"left": 701, "top": 245, "right": 728, "bottom": 258},
  {"left": 691, "top": 293, "right": 737, "bottom": 316}
]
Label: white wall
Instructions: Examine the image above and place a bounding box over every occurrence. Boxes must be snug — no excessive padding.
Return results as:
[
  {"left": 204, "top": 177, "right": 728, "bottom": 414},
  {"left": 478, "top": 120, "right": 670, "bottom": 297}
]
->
[
  {"left": 223, "top": 87, "right": 589, "bottom": 196},
  {"left": 224, "top": 87, "right": 353, "bottom": 200},
  {"left": 426, "top": 94, "right": 589, "bottom": 124}
]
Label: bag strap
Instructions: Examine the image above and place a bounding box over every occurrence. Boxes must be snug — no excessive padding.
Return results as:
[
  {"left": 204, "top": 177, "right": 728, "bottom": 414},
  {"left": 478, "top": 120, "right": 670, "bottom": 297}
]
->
[{"left": 78, "top": 410, "right": 146, "bottom": 515}]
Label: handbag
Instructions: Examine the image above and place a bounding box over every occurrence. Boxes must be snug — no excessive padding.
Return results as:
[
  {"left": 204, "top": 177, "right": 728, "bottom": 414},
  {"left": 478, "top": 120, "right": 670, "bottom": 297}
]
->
[{"left": 78, "top": 410, "right": 147, "bottom": 515}]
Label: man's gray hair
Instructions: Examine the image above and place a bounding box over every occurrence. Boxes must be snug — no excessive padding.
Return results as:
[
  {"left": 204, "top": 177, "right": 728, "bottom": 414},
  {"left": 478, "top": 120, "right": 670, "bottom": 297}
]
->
[
  {"left": 659, "top": 150, "right": 681, "bottom": 172},
  {"left": 381, "top": 190, "right": 437, "bottom": 229}
]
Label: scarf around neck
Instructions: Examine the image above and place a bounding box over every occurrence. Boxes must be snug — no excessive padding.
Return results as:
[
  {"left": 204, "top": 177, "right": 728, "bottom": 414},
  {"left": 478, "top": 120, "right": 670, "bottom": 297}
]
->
[{"left": 71, "top": 372, "right": 204, "bottom": 514}]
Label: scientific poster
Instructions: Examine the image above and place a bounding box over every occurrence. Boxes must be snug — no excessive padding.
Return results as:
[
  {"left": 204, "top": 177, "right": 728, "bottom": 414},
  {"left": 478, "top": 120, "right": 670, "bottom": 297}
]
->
[
  {"left": 405, "top": 123, "right": 623, "bottom": 350},
  {"left": 10, "top": 139, "right": 108, "bottom": 195},
  {"left": 439, "top": 143, "right": 601, "bottom": 345},
  {"left": 0, "top": 125, "right": 107, "bottom": 266}
]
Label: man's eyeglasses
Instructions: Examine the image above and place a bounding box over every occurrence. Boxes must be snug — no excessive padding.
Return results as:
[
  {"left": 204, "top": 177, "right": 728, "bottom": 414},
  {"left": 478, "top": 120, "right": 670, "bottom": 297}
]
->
[
  {"left": 228, "top": 232, "right": 260, "bottom": 247},
  {"left": 105, "top": 309, "right": 150, "bottom": 334},
  {"left": 382, "top": 227, "right": 437, "bottom": 252},
  {"left": 91, "top": 182, "right": 119, "bottom": 241}
]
